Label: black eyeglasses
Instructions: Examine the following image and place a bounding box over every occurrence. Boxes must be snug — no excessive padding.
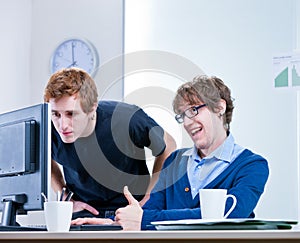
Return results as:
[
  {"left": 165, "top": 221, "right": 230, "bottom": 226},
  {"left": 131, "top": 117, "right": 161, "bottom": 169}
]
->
[{"left": 175, "top": 104, "right": 207, "bottom": 124}]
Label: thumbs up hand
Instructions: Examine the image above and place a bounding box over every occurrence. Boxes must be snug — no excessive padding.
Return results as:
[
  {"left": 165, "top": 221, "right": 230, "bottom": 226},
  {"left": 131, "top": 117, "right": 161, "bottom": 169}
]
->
[{"left": 115, "top": 186, "right": 143, "bottom": 231}]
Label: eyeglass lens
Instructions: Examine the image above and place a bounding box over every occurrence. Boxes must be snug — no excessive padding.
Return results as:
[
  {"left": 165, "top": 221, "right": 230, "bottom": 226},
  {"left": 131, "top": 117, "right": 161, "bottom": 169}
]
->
[{"left": 175, "top": 104, "right": 206, "bottom": 124}]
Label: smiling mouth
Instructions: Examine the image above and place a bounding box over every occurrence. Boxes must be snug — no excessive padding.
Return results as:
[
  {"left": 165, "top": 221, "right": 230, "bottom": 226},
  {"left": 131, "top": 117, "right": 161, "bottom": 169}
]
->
[{"left": 191, "top": 127, "right": 202, "bottom": 136}]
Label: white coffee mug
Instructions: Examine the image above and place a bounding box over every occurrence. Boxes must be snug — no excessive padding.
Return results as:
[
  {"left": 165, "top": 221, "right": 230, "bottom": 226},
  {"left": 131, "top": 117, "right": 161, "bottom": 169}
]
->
[
  {"left": 199, "top": 189, "right": 237, "bottom": 219},
  {"left": 44, "top": 201, "right": 73, "bottom": 232}
]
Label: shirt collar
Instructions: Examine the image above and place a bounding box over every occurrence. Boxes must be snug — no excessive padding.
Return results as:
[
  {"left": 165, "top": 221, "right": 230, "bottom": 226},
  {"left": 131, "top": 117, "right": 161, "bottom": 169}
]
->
[
  {"left": 208, "top": 133, "right": 234, "bottom": 162},
  {"left": 182, "top": 133, "right": 236, "bottom": 163}
]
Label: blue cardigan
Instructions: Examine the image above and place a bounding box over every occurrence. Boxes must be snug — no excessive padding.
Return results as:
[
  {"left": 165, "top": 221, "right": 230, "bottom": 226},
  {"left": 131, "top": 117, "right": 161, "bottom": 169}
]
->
[{"left": 141, "top": 148, "right": 269, "bottom": 230}]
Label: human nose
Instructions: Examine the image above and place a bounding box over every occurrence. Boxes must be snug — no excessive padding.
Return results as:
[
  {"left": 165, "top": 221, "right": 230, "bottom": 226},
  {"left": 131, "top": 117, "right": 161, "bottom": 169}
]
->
[{"left": 59, "top": 115, "right": 69, "bottom": 131}]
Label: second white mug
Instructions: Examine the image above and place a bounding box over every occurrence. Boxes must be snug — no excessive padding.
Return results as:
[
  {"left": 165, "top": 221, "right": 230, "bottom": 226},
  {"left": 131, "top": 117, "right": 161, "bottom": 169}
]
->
[{"left": 199, "top": 189, "right": 237, "bottom": 220}]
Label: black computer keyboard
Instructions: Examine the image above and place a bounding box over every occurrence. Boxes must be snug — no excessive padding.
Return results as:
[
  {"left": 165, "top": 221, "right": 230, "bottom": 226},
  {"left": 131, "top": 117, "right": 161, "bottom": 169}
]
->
[
  {"left": 0, "top": 225, "right": 46, "bottom": 231},
  {"left": 0, "top": 224, "right": 122, "bottom": 231},
  {"left": 70, "top": 224, "right": 122, "bottom": 231}
]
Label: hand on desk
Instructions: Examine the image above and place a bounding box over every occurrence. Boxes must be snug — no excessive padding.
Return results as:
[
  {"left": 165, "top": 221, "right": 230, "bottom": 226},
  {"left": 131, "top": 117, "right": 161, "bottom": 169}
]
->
[
  {"left": 70, "top": 186, "right": 143, "bottom": 231},
  {"left": 72, "top": 200, "right": 99, "bottom": 216},
  {"left": 71, "top": 217, "right": 114, "bottom": 225}
]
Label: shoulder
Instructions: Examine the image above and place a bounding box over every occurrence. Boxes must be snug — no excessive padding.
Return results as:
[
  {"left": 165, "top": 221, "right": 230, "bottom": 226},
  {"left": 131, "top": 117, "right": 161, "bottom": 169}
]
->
[
  {"left": 238, "top": 149, "right": 268, "bottom": 163},
  {"left": 97, "top": 100, "right": 143, "bottom": 116},
  {"left": 99, "top": 101, "right": 161, "bottom": 127},
  {"left": 163, "top": 148, "right": 190, "bottom": 167},
  {"left": 96, "top": 101, "right": 161, "bottom": 133},
  {"left": 232, "top": 149, "right": 269, "bottom": 175}
]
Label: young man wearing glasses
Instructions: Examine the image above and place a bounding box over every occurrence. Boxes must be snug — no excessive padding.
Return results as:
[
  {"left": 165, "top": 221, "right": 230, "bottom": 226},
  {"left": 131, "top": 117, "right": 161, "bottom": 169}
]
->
[{"left": 72, "top": 75, "right": 269, "bottom": 230}]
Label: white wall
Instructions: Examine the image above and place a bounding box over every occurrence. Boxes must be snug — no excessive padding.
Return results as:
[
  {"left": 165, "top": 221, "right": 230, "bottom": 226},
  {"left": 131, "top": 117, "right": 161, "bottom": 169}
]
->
[
  {"left": 30, "top": 0, "right": 124, "bottom": 103},
  {"left": 0, "top": 0, "right": 32, "bottom": 113},
  {"left": 0, "top": 0, "right": 124, "bottom": 115},
  {"left": 125, "top": 0, "right": 299, "bottom": 220}
]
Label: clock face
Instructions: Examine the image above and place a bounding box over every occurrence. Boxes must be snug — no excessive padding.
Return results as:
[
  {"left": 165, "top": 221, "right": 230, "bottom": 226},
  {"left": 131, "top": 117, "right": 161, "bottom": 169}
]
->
[{"left": 50, "top": 38, "right": 99, "bottom": 77}]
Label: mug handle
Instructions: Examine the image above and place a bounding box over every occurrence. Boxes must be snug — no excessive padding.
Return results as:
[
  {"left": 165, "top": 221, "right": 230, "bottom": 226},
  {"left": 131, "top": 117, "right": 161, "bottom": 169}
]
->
[{"left": 223, "top": 194, "right": 237, "bottom": 219}]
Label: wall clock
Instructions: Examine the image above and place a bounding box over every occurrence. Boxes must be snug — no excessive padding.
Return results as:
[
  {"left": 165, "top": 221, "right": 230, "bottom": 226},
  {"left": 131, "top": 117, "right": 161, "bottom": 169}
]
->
[{"left": 50, "top": 38, "right": 99, "bottom": 77}]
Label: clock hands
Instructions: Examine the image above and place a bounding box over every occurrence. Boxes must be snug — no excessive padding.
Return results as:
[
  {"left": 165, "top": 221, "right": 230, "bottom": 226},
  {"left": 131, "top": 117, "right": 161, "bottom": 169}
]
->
[
  {"left": 71, "top": 41, "right": 75, "bottom": 63},
  {"left": 67, "top": 61, "right": 78, "bottom": 68},
  {"left": 68, "top": 41, "right": 78, "bottom": 68}
]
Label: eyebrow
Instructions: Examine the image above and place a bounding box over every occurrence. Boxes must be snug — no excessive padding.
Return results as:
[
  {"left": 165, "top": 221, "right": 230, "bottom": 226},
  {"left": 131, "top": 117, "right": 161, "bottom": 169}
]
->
[{"left": 51, "top": 109, "right": 76, "bottom": 113}]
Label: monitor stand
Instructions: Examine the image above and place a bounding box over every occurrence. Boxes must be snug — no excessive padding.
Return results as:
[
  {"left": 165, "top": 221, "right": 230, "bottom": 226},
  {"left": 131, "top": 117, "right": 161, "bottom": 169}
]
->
[
  {"left": 1, "top": 194, "right": 26, "bottom": 226},
  {"left": 0, "top": 194, "right": 45, "bottom": 231}
]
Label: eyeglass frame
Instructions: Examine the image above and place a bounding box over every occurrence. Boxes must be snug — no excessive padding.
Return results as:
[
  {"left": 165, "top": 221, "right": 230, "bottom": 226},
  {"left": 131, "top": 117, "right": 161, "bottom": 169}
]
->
[{"left": 175, "top": 104, "right": 207, "bottom": 124}]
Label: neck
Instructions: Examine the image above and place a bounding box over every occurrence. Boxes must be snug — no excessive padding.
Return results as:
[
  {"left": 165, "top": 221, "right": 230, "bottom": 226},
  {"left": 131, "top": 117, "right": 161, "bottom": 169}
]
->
[{"left": 198, "top": 130, "right": 227, "bottom": 158}]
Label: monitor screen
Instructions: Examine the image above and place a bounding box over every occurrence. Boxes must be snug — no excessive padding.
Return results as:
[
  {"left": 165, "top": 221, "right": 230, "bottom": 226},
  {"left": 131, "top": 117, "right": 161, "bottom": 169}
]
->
[{"left": 0, "top": 103, "right": 51, "bottom": 227}]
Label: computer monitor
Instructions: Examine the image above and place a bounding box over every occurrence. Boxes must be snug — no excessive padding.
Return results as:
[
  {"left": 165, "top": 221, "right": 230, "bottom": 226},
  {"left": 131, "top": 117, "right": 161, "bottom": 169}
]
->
[{"left": 0, "top": 103, "right": 51, "bottom": 227}]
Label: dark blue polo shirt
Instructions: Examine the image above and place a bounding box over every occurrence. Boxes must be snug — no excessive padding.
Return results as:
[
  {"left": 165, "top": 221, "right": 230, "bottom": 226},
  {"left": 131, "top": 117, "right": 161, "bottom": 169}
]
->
[{"left": 51, "top": 101, "right": 166, "bottom": 216}]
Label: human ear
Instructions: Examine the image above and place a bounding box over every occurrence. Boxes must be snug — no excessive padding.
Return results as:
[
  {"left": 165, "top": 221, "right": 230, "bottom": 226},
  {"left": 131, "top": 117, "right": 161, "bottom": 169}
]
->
[
  {"left": 89, "top": 103, "right": 98, "bottom": 120},
  {"left": 218, "top": 99, "right": 226, "bottom": 116}
]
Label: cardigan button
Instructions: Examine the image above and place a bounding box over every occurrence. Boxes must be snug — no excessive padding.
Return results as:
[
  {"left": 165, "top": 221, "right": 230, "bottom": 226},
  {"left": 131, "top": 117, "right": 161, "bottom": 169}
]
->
[{"left": 185, "top": 187, "right": 190, "bottom": 192}]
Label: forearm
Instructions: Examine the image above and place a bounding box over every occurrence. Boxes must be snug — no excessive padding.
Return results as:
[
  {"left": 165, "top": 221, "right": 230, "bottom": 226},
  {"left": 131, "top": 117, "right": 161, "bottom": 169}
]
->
[
  {"left": 145, "top": 157, "right": 164, "bottom": 196},
  {"left": 226, "top": 160, "right": 269, "bottom": 218},
  {"left": 51, "top": 159, "right": 66, "bottom": 193},
  {"left": 147, "top": 132, "right": 176, "bottom": 193}
]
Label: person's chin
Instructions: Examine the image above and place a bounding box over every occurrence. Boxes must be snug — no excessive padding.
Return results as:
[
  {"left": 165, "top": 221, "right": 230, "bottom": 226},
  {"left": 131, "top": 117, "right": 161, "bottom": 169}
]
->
[{"left": 61, "top": 135, "right": 76, "bottom": 143}]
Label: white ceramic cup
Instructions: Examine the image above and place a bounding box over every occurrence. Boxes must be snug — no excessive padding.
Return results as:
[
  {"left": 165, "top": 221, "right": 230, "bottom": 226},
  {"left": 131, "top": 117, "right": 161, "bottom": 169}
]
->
[
  {"left": 44, "top": 201, "right": 73, "bottom": 232},
  {"left": 199, "top": 189, "right": 237, "bottom": 219}
]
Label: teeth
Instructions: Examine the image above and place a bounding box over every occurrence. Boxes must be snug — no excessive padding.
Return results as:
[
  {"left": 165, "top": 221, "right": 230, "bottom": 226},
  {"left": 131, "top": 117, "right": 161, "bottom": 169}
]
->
[{"left": 191, "top": 128, "right": 201, "bottom": 136}]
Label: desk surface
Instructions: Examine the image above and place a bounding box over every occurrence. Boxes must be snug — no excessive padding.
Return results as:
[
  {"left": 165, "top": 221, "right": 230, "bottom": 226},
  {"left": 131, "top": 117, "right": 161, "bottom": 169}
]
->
[{"left": 1, "top": 229, "right": 300, "bottom": 243}]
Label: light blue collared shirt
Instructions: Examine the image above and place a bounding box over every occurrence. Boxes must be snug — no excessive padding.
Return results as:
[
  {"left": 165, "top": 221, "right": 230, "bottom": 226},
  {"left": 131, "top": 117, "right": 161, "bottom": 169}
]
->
[{"left": 184, "top": 133, "right": 245, "bottom": 199}]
